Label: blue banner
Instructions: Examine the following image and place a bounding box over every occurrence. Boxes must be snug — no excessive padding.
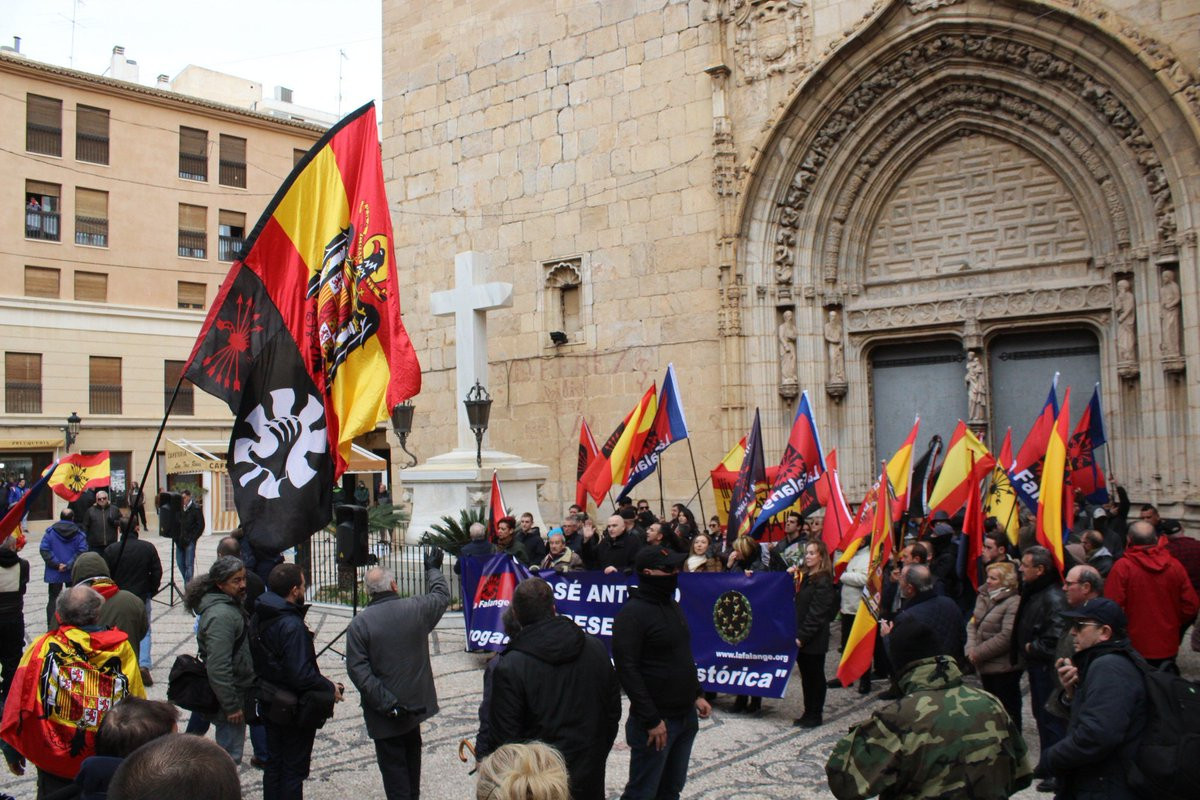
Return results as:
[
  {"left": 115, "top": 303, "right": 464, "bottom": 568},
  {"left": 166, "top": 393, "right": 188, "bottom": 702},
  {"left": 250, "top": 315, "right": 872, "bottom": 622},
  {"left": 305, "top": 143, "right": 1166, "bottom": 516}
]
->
[
  {"left": 679, "top": 572, "right": 797, "bottom": 698},
  {"left": 459, "top": 560, "right": 797, "bottom": 698},
  {"left": 460, "top": 553, "right": 533, "bottom": 652}
]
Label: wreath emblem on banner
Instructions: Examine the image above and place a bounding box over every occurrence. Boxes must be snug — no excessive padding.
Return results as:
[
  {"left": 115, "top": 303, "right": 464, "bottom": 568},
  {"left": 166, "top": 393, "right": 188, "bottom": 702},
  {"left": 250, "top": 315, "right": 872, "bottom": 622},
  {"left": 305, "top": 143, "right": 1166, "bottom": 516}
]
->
[{"left": 713, "top": 590, "right": 753, "bottom": 645}]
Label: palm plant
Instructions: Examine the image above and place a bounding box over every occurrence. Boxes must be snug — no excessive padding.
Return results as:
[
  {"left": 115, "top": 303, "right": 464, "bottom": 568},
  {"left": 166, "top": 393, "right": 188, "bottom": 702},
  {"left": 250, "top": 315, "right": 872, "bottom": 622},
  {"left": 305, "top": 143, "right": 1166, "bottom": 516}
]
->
[{"left": 420, "top": 507, "right": 486, "bottom": 556}]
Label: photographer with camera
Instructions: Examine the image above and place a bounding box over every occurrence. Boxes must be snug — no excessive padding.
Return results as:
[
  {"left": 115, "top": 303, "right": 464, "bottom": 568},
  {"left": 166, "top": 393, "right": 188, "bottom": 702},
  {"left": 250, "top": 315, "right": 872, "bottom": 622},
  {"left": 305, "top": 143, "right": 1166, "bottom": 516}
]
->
[{"left": 346, "top": 548, "right": 450, "bottom": 800}]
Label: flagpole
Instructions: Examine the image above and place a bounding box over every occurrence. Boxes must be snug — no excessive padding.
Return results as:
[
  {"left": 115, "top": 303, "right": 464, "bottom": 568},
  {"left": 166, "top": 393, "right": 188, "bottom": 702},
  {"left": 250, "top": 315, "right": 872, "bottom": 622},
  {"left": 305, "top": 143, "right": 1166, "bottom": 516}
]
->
[
  {"left": 683, "top": 471, "right": 713, "bottom": 511},
  {"left": 685, "top": 438, "right": 707, "bottom": 524},
  {"left": 119, "top": 373, "right": 186, "bottom": 602},
  {"left": 656, "top": 459, "right": 665, "bottom": 519}
]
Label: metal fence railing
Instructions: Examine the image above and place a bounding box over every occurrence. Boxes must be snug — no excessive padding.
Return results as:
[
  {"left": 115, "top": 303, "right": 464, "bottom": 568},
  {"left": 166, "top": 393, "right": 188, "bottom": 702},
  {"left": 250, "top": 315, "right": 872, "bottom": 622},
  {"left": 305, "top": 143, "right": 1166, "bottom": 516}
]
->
[{"left": 302, "top": 531, "right": 464, "bottom": 610}]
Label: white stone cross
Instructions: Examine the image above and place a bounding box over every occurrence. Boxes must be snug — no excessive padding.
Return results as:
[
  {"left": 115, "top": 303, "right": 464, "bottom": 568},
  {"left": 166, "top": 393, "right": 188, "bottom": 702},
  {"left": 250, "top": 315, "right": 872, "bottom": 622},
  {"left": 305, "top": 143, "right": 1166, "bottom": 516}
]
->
[{"left": 430, "top": 251, "right": 514, "bottom": 451}]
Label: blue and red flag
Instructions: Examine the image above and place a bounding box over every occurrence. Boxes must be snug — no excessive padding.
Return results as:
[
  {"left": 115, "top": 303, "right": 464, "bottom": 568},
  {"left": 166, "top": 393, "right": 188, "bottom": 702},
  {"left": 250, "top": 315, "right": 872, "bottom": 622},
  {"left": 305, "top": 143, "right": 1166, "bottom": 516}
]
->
[
  {"left": 1067, "top": 384, "right": 1108, "bottom": 505},
  {"left": 749, "top": 391, "right": 825, "bottom": 537},
  {"left": 1011, "top": 374, "right": 1059, "bottom": 513},
  {"left": 617, "top": 364, "right": 690, "bottom": 501},
  {"left": 0, "top": 460, "right": 58, "bottom": 550},
  {"left": 726, "top": 409, "right": 768, "bottom": 545}
]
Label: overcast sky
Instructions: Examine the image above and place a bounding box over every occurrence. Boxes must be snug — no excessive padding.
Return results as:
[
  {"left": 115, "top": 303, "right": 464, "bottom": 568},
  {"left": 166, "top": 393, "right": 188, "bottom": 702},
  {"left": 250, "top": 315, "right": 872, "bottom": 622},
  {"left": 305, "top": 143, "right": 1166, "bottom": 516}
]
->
[{"left": 6, "top": 0, "right": 382, "bottom": 118}]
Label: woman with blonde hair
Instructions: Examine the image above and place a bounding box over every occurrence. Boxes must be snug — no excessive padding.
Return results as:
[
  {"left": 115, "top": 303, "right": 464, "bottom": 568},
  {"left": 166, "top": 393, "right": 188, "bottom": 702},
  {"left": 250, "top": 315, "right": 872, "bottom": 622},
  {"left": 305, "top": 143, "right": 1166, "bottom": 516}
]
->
[
  {"left": 793, "top": 539, "right": 837, "bottom": 727},
  {"left": 965, "top": 559, "right": 1022, "bottom": 727},
  {"left": 476, "top": 742, "right": 570, "bottom": 800}
]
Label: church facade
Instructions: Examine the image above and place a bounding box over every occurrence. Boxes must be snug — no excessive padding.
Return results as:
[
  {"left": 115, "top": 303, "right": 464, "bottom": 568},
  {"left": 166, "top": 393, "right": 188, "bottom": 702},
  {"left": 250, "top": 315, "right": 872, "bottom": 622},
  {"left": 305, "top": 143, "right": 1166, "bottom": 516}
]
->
[{"left": 382, "top": 0, "right": 1199, "bottom": 522}]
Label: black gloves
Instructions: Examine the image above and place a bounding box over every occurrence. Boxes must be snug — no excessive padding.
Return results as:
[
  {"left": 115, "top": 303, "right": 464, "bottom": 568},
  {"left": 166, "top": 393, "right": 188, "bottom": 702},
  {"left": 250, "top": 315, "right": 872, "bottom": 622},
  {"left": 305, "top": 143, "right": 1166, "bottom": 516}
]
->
[{"left": 423, "top": 546, "right": 444, "bottom": 571}]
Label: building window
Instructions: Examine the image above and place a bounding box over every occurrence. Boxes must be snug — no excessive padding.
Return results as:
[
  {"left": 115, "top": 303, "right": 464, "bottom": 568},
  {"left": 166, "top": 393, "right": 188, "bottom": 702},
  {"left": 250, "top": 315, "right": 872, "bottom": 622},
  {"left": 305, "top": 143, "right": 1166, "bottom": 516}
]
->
[
  {"left": 89, "top": 356, "right": 122, "bottom": 415},
  {"left": 26, "top": 94, "right": 62, "bottom": 156},
  {"left": 544, "top": 258, "right": 584, "bottom": 344},
  {"left": 178, "top": 204, "right": 207, "bottom": 258},
  {"left": 5, "top": 352, "right": 42, "bottom": 413},
  {"left": 75, "top": 271, "right": 108, "bottom": 302},
  {"left": 75, "top": 188, "right": 109, "bottom": 247},
  {"left": 25, "top": 180, "right": 60, "bottom": 241},
  {"left": 76, "top": 105, "right": 110, "bottom": 164},
  {"left": 219, "top": 134, "right": 247, "bottom": 188},
  {"left": 218, "top": 210, "right": 246, "bottom": 261},
  {"left": 179, "top": 127, "right": 208, "bottom": 181},
  {"left": 178, "top": 281, "right": 206, "bottom": 309},
  {"left": 164, "top": 360, "right": 194, "bottom": 415},
  {"left": 24, "top": 266, "right": 60, "bottom": 298},
  {"left": 293, "top": 148, "right": 307, "bottom": 167}
]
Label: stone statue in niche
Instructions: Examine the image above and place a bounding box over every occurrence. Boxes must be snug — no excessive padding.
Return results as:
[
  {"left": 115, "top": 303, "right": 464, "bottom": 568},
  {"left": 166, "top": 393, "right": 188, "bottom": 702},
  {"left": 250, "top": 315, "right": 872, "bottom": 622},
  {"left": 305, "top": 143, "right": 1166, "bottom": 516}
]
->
[
  {"left": 824, "top": 309, "right": 845, "bottom": 383},
  {"left": 965, "top": 351, "right": 987, "bottom": 422},
  {"left": 778, "top": 309, "right": 799, "bottom": 396},
  {"left": 1115, "top": 278, "right": 1139, "bottom": 377},
  {"left": 1160, "top": 269, "right": 1183, "bottom": 362}
]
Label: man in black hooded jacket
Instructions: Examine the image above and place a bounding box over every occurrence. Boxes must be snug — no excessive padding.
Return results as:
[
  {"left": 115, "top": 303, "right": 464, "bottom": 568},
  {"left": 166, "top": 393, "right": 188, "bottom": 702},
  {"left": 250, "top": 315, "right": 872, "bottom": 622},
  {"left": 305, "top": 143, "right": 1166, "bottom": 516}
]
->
[{"left": 489, "top": 578, "right": 620, "bottom": 800}]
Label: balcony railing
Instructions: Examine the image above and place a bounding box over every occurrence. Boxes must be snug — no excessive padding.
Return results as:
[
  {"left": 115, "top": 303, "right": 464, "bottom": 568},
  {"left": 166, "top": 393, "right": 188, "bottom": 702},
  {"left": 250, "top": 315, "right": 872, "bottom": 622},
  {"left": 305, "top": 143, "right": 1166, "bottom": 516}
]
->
[
  {"left": 25, "top": 208, "right": 60, "bottom": 241},
  {"left": 218, "top": 234, "right": 244, "bottom": 262},
  {"left": 27, "top": 124, "right": 62, "bottom": 157},
  {"left": 178, "top": 229, "right": 207, "bottom": 259},
  {"left": 5, "top": 381, "right": 42, "bottom": 414},
  {"left": 179, "top": 153, "right": 207, "bottom": 181},
  {"left": 167, "top": 384, "right": 195, "bottom": 415},
  {"left": 89, "top": 383, "right": 122, "bottom": 415},
  {"left": 76, "top": 132, "right": 109, "bottom": 165},
  {"left": 75, "top": 215, "right": 109, "bottom": 247},
  {"left": 219, "top": 159, "right": 247, "bottom": 188}
]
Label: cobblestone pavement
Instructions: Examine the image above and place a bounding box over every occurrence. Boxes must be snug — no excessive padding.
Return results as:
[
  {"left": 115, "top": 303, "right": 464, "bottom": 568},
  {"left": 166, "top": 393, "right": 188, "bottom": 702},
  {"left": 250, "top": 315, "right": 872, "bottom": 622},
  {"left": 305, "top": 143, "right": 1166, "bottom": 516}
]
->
[{"left": 7, "top": 528, "right": 1195, "bottom": 798}]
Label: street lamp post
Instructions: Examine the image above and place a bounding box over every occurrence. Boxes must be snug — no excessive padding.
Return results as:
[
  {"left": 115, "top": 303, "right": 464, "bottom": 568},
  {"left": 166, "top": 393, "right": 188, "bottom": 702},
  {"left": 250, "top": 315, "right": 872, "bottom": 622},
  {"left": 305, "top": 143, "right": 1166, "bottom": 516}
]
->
[
  {"left": 390, "top": 400, "right": 417, "bottom": 468},
  {"left": 463, "top": 381, "right": 492, "bottom": 469},
  {"left": 63, "top": 411, "right": 82, "bottom": 452}
]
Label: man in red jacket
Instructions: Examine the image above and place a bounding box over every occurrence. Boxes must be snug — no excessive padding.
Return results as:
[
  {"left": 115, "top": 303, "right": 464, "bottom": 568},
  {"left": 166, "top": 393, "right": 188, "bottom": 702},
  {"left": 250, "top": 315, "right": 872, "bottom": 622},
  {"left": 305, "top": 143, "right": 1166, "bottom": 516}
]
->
[{"left": 1105, "top": 521, "right": 1199, "bottom": 669}]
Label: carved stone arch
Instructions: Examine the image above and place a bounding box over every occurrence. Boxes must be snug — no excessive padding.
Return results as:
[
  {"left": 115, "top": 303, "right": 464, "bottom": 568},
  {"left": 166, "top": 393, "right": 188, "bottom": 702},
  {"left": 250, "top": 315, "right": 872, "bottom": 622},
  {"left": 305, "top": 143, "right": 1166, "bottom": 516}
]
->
[{"left": 731, "top": 0, "right": 1200, "bottom": 498}]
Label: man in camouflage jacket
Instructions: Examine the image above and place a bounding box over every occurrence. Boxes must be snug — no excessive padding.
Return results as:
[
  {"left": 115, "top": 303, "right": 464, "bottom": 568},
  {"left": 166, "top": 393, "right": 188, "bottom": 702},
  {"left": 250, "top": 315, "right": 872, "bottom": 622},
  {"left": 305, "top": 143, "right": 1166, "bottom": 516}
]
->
[{"left": 826, "top": 619, "right": 1032, "bottom": 800}]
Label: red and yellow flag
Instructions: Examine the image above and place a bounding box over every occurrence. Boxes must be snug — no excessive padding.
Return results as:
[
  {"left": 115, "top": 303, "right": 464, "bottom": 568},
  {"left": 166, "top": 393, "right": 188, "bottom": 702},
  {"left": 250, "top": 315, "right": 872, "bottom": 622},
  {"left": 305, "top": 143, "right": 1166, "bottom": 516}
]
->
[
  {"left": 927, "top": 421, "right": 994, "bottom": 517},
  {"left": 985, "top": 428, "right": 1020, "bottom": 546},
  {"left": 1036, "top": 388, "right": 1072, "bottom": 574},
  {"left": 0, "top": 626, "right": 143, "bottom": 780},
  {"left": 47, "top": 451, "right": 111, "bottom": 501},
  {"left": 184, "top": 103, "right": 421, "bottom": 551},
  {"left": 885, "top": 416, "right": 920, "bottom": 517},
  {"left": 836, "top": 465, "right": 894, "bottom": 686},
  {"left": 580, "top": 384, "right": 656, "bottom": 502}
]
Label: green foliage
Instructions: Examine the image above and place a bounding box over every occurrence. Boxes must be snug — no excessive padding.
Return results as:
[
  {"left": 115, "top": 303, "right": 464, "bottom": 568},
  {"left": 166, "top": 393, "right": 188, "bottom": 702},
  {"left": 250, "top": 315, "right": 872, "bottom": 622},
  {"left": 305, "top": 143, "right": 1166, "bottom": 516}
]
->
[
  {"left": 420, "top": 507, "right": 486, "bottom": 556},
  {"left": 172, "top": 480, "right": 206, "bottom": 499},
  {"left": 323, "top": 503, "right": 409, "bottom": 535}
]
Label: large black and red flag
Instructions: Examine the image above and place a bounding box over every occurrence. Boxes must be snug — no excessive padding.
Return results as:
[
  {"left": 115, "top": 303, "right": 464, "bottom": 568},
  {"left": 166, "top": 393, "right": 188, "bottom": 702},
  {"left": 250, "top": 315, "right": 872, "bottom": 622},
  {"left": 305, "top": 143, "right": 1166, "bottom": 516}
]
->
[
  {"left": 184, "top": 102, "right": 421, "bottom": 552},
  {"left": 726, "top": 408, "right": 768, "bottom": 546}
]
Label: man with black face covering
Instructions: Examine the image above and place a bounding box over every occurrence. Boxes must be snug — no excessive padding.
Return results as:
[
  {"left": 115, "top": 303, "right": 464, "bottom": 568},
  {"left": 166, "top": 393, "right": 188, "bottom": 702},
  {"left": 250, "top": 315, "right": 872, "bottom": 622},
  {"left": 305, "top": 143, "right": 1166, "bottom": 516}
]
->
[{"left": 612, "top": 545, "right": 712, "bottom": 800}]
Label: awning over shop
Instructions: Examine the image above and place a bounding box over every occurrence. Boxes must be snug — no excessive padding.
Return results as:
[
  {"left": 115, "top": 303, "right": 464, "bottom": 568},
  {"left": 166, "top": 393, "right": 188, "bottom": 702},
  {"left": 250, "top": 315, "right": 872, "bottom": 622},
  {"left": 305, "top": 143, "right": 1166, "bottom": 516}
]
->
[
  {"left": 165, "top": 440, "right": 227, "bottom": 475},
  {"left": 165, "top": 439, "right": 385, "bottom": 475}
]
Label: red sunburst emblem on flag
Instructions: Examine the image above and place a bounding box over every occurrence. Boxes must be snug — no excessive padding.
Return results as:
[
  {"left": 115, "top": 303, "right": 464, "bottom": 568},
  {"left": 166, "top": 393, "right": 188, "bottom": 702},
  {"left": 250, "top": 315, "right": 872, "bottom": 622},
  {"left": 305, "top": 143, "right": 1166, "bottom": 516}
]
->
[{"left": 203, "top": 294, "right": 262, "bottom": 391}]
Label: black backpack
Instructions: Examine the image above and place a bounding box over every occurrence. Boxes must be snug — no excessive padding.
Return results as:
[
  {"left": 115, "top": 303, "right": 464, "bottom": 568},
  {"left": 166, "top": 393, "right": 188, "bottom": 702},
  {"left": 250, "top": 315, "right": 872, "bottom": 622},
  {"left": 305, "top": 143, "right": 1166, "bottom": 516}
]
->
[{"left": 1126, "top": 661, "right": 1200, "bottom": 800}]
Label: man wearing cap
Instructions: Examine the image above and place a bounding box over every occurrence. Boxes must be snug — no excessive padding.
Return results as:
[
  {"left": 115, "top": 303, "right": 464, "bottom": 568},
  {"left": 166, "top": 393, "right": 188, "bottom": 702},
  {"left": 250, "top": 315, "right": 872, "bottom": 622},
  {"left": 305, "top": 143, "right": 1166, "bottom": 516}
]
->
[
  {"left": 826, "top": 618, "right": 1031, "bottom": 800},
  {"left": 1035, "top": 597, "right": 1148, "bottom": 798},
  {"left": 613, "top": 545, "right": 711, "bottom": 800},
  {"left": 1162, "top": 518, "right": 1200, "bottom": 597}
]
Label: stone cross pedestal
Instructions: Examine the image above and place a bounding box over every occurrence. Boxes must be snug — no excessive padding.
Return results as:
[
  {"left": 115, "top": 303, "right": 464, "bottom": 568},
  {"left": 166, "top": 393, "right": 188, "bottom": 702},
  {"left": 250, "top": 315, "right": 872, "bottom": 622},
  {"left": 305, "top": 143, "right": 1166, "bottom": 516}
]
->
[{"left": 402, "top": 251, "right": 549, "bottom": 543}]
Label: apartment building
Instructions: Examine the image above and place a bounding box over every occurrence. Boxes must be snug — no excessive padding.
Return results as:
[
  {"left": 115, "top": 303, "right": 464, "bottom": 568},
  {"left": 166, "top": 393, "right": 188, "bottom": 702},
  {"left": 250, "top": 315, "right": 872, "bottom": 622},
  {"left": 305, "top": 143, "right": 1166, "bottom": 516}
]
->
[{"left": 0, "top": 48, "right": 326, "bottom": 529}]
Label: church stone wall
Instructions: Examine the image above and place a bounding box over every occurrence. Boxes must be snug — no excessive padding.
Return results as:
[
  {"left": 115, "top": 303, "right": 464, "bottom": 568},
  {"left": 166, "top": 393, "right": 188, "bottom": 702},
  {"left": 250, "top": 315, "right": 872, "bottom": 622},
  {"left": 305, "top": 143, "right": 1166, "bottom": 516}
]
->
[{"left": 382, "top": 0, "right": 1200, "bottom": 520}]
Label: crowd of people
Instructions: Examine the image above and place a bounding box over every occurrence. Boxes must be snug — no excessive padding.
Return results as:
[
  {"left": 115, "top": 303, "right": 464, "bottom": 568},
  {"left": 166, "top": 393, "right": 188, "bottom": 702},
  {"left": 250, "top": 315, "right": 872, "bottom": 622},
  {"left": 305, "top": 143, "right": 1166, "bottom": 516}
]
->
[{"left": 1, "top": 480, "right": 1198, "bottom": 800}]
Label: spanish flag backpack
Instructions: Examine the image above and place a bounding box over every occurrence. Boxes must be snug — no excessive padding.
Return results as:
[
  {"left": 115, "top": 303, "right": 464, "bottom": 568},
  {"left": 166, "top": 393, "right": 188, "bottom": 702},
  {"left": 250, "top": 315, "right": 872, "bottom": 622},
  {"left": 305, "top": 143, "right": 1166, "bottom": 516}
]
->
[{"left": 0, "top": 626, "right": 144, "bottom": 779}]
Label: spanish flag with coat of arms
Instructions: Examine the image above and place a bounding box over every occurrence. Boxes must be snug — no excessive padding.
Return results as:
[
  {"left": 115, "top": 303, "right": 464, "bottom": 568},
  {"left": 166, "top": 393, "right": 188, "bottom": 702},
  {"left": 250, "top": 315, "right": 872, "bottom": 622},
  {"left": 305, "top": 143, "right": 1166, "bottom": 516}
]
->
[{"left": 183, "top": 102, "right": 421, "bottom": 552}]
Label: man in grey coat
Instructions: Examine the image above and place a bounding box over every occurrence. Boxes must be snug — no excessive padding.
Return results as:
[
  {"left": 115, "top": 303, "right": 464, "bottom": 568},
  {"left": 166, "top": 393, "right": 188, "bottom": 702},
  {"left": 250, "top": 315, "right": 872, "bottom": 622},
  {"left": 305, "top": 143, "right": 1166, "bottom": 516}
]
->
[{"left": 346, "top": 548, "right": 449, "bottom": 800}]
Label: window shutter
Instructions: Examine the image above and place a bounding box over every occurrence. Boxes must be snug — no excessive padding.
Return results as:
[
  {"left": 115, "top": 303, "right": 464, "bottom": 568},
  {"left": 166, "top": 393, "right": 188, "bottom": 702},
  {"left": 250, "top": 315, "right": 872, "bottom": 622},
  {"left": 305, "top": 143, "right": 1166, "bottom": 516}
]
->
[
  {"left": 180, "top": 127, "right": 207, "bottom": 156},
  {"left": 77, "top": 105, "right": 109, "bottom": 137},
  {"left": 76, "top": 188, "right": 108, "bottom": 218},
  {"left": 220, "top": 135, "right": 246, "bottom": 163},
  {"left": 75, "top": 271, "right": 108, "bottom": 302},
  {"left": 24, "top": 267, "right": 60, "bottom": 298},
  {"left": 178, "top": 281, "right": 206, "bottom": 309},
  {"left": 5, "top": 352, "right": 41, "bottom": 383},
  {"left": 178, "top": 204, "right": 206, "bottom": 232},
  {"left": 90, "top": 356, "right": 121, "bottom": 386}
]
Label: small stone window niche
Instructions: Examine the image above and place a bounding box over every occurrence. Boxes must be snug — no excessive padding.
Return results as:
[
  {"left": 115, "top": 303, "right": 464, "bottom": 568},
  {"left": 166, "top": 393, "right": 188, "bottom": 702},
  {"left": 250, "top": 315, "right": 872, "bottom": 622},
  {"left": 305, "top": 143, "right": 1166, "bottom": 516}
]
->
[{"left": 543, "top": 257, "right": 588, "bottom": 347}]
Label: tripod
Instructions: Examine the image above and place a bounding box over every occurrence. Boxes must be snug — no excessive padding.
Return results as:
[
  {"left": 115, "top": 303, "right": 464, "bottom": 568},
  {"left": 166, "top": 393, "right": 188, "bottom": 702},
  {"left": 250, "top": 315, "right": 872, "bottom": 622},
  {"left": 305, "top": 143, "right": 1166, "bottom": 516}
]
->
[
  {"left": 316, "top": 567, "right": 361, "bottom": 659},
  {"left": 153, "top": 538, "right": 187, "bottom": 607}
]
